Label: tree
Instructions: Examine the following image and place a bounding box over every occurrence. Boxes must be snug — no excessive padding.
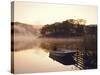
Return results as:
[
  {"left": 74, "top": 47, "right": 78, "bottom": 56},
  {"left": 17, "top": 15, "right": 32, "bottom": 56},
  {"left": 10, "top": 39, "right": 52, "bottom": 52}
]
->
[{"left": 40, "top": 19, "right": 86, "bottom": 37}]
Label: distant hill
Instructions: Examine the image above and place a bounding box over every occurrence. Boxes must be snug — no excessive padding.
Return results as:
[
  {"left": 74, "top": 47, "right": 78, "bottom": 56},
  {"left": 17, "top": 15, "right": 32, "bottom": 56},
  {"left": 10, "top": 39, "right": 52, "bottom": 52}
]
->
[
  {"left": 11, "top": 22, "right": 40, "bottom": 51},
  {"left": 11, "top": 22, "right": 39, "bottom": 36}
]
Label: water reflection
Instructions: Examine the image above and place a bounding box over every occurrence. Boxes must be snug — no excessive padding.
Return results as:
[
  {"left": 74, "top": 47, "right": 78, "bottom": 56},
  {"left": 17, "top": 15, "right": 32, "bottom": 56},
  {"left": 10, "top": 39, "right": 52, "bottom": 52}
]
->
[
  {"left": 12, "top": 37, "right": 97, "bottom": 74},
  {"left": 39, "top": 38, "right": 82, "bottom": 52},
  {"left": 12, "top": 48, "right": 79, "bottom": 74},
  {"left": 12, "top": 38, "right": 81, "bottom": 73}
]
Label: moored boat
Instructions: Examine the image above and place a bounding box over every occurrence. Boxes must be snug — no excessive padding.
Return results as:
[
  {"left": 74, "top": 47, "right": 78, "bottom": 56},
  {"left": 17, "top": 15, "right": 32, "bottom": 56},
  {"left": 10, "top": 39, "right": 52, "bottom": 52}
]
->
[{"left": 49, "top": 49, "right": 76, "bottom": 65}]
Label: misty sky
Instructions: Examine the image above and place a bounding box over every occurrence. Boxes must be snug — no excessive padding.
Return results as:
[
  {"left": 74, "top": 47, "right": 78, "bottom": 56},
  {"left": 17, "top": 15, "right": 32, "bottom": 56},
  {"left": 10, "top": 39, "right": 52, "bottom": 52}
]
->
[{"left": 13, "top": 1, "right": 97, "bottom": 25}]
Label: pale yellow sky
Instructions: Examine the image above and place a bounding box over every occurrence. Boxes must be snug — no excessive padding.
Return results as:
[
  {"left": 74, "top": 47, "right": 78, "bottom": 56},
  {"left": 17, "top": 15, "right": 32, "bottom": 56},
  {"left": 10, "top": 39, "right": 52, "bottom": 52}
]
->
[{"left": 13, "top": 1, "right": 97, "bottom": 25}]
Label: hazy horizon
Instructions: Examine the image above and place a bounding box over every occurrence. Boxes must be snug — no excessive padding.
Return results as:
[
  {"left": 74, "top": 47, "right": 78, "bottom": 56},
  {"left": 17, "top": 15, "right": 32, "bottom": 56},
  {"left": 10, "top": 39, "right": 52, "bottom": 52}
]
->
[{"left": 12, "top": 1, "right": 98, "bottom": 26}]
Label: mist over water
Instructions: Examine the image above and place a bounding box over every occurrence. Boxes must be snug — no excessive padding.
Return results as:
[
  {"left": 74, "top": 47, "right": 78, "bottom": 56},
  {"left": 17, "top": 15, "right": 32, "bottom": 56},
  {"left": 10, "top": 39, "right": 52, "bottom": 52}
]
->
[
  {"left": 11, "top": 21, "right": 97, "bottom": 73},
  {"left": 12, "top": 34, "right": 79, "bottom": 73}
]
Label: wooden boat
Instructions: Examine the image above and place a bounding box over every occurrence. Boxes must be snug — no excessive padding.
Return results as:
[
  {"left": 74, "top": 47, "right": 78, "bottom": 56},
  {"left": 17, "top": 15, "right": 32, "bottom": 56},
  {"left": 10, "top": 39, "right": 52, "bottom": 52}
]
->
[
  {"left": 49, "top": 49, "right": 76, "bottom": 65},
  {"left": 50, "top": 49, "right": 76, "bottom": 57}
]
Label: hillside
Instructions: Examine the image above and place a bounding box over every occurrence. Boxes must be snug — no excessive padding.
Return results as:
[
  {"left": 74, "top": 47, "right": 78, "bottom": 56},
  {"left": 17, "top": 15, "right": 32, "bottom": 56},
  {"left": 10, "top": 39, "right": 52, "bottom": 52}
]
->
[
  {"left": 11, "top": 22, "right": 39, "bottom": 51},
  {"left": 11, "top": 22, "right": 39, "bottom": 36}
]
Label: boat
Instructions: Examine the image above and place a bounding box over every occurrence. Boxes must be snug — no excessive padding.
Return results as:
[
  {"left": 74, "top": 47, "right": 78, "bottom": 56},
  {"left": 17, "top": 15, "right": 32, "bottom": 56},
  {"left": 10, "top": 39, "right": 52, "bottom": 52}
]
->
[
  {"left": 49, "top": 49, "right": 76, "bottom": 65},
  {"left": 50, "top": 49, "right": 76, "bottom": 56}
]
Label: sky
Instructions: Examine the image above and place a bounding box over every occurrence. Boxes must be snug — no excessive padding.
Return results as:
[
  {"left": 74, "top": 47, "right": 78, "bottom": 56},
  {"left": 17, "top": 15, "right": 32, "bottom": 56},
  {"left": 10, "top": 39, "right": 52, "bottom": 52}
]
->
[{"left": 13, "top": 1, "right": 98, "bottom": 26}]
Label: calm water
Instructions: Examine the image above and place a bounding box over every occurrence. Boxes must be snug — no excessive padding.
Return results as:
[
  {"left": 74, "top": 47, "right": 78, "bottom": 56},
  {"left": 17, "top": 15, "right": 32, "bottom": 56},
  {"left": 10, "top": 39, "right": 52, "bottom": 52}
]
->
[{"left": 12, "top": 38, "right": 80, "bottom": 73}]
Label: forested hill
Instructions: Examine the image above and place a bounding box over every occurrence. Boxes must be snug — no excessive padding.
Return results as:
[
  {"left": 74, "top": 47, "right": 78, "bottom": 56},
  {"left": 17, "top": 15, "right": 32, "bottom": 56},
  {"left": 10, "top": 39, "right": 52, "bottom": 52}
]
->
[{"left": 40, "top": 19, "right": 97, "bottom": 38}]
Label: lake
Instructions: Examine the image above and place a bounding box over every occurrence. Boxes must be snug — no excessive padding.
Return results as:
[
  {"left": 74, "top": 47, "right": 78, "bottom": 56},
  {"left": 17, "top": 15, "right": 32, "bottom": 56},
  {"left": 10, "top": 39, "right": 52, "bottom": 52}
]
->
[
  {"left": 11, "top": 38, "right": 80, "bottom": 74},
  {"left": 12, "top": 48, "right": 79, "bottom": 74}
]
